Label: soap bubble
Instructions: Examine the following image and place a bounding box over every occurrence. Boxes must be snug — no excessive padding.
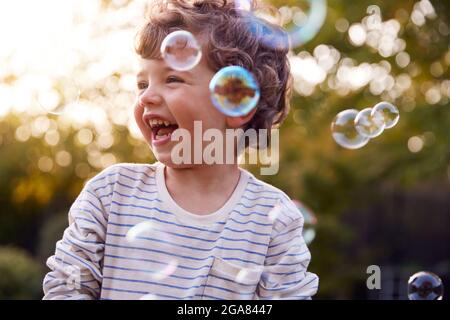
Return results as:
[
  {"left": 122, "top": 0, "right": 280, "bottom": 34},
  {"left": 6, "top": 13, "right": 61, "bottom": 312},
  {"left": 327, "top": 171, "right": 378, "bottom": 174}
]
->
[
  {"left": 242, "top": 0, "right": 327, "bottom": 50},
  {"left": 292, "top": 200, "right": 318, "bottom": 245},
  {"left": 209, "top": 66, "right": 260, "bottom": 117},
  {"left": 407, "top": 271, "right": 444, "bottom": 300},
  {"left": 126, "top": 221, "right": 178, "bottom": 284},
  {"left": 371, "top": 102, "right": 400, "bottom": 129},
  {"left": 160, "top": 30, "right": 202, "bottom": 71},
  {"left": 354, "top": 107, "right": 385, "bottom": 138},
  {"left": 288, "top": 0, "right": 328, "bottom": 48},
  {"left": 331, "top": 109, "right": 370, "bottom": 149}
]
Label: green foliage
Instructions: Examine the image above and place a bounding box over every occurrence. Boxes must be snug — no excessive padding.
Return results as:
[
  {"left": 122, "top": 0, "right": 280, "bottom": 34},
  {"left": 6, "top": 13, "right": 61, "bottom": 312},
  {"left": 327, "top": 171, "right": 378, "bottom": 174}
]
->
[{"left": 0, "top": 246, "right": 43, "bottom": 299}]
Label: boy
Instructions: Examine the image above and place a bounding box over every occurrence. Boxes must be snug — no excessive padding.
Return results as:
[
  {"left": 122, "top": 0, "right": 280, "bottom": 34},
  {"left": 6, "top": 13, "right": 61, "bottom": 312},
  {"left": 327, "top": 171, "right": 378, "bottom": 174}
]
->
[{"left": 43, "top": 0, "right": 319, "bottom": 300}]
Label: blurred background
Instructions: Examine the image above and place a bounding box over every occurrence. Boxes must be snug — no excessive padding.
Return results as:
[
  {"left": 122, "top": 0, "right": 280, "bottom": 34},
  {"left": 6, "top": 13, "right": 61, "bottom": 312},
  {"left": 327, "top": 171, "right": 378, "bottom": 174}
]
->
[{"left": 0, "top": 0, "right": 448, "bottom": 299}]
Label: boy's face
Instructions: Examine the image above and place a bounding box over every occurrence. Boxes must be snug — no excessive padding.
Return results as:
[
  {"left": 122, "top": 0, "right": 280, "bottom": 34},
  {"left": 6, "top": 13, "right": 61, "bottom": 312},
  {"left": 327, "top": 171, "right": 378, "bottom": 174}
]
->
[{"left": 134, "top": 49, "right": 228, "bottom": 167}]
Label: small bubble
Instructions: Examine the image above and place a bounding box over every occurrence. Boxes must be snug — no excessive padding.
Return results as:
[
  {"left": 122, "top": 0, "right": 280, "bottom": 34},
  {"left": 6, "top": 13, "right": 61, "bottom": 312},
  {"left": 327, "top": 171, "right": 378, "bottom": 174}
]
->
[
  {"left": 292, "top": 200, "right": 318, "bottom": 245},
  {"left": 408, "top": 271, "right": 444, "bottom": 300},
  {"left": 160, "top": 30, "right": 202, "bottom": 71}
]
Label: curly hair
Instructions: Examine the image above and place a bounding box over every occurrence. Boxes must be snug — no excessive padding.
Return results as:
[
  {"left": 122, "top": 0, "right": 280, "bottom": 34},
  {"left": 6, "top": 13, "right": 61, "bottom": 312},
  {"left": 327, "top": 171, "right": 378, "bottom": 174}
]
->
[{"left": 135, "top": 0, "right": 292, "bottom": 148}]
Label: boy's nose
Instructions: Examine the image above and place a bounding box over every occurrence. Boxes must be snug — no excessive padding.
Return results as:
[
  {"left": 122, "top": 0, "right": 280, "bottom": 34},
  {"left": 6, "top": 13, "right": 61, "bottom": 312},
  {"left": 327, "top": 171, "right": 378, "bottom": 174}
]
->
[{"left": 139, "top": 88, "right": 163, "bottom": 108}]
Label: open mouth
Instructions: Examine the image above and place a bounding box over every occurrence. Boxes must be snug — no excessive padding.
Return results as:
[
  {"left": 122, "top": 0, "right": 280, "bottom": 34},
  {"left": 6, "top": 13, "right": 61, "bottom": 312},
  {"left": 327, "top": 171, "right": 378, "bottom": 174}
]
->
[{"left": 147, "top": 118, "right": 179, "bottom": 141}]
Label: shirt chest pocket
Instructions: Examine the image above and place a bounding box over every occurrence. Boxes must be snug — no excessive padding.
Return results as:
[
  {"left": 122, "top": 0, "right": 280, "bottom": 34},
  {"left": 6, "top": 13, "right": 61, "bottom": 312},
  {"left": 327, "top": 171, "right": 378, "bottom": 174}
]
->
[{"left": 202, "top": 257, "right": 263, "bottom": 300}]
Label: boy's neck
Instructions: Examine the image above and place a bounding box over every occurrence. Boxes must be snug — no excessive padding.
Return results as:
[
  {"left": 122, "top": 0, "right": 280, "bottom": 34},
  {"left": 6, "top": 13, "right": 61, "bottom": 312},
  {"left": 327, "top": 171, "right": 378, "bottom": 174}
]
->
[{"left": 163, "top": 163, "right": 242, "bottom": 215}]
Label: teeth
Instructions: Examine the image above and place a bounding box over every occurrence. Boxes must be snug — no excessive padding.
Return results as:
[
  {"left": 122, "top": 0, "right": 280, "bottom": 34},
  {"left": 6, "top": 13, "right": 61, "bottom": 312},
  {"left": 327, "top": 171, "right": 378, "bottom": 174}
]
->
[{"left": 147, "top": 118, "right": 174, "bottom": 128}]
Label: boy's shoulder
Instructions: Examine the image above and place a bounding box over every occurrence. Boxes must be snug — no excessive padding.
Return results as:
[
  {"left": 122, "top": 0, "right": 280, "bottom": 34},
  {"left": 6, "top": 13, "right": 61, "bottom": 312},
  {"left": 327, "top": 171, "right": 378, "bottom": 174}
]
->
[
  {"left": 243, "top": 170, "right": 305, "bottom": 223},
  {"left": 84, "top": 162, "right": 159, "bottom": 190}
]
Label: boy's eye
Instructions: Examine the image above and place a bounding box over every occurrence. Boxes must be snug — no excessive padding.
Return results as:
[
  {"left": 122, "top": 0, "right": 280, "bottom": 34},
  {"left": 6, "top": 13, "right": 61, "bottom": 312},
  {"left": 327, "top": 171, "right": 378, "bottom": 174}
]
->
[
  {"left": 166, "top": 76, "right": 184, "bottom": 83},
  {"left": 137, "top": 82, "right": 148, "bottom": 90}
]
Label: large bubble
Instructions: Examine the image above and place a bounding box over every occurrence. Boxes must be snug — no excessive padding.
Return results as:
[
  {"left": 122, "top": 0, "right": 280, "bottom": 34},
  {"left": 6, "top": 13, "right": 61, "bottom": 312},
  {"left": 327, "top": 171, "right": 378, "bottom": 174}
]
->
[
  {"left": 209, "top": 65, "right": 260, "bottom": 117},
  {"left": 331, "top": 109, "right": 370, "bottom": 149},
  {"left": 240, "top": 0, "right": 327, "bottom": 50}
]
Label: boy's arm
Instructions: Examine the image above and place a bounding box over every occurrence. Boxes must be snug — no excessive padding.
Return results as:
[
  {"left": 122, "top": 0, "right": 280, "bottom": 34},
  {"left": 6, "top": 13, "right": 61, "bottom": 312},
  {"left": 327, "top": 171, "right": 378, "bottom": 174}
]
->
[
  {"left": 256, "top": 215, "right": 319, "bottom": 300},
  {"left": 42, "top": 181, "right": 107, "bottom": 300}
]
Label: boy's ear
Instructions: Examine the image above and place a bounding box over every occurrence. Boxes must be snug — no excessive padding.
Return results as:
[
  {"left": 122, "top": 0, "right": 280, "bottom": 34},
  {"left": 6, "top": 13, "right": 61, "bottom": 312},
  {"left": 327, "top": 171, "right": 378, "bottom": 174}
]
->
[{"left": 225, "top": 108, "right": 257, "bottom": 128}]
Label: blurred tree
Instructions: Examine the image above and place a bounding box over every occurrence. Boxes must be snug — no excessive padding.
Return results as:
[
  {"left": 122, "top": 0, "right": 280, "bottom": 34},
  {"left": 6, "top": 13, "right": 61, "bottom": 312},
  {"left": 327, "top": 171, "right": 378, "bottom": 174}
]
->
[{"left": 0, "top": 0, "right": 449, "bottom": 299}]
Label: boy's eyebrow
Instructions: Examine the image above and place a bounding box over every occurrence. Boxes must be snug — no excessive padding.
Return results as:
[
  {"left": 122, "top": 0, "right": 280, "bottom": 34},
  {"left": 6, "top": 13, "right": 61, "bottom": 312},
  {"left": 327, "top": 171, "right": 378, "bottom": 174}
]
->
[
  {"left": 136, "top": 67, "right": 194, "bottom": 79},
  {"left": 137, "top": 70, "right": 146, "bottom": 78}
]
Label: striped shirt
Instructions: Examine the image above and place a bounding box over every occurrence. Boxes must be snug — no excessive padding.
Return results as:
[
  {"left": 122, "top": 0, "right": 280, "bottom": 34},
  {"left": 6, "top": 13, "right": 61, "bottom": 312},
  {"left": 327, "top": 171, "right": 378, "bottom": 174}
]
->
[{"left": 42, "top": 162, "right": 319, "bottom": 300}]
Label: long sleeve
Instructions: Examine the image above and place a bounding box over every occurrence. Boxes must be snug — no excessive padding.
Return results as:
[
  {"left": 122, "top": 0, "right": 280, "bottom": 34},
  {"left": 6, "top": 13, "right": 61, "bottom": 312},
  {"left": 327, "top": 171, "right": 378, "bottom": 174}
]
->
[
  {"left": 42, "top": 179, "right": 107, "bottom": 300},
  {"left": 256, "top": 214, "right": 319, "bottom": 300}
]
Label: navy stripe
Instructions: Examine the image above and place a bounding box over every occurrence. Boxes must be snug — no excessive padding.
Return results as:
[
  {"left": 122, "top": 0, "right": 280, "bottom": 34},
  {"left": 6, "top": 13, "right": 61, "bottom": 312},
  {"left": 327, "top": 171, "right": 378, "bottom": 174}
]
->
[
  {"left": 109, "top": 211, "right": 222, "bottom": 234},
  {"left": 269, "top": 235, "right": 302, "bottom": 249},
  {"left": 63, "top": 240, "right": 98, "bottom": 255},
  {"left": 106, "top": 232, "right": 266, "bottom": 257},
  {"left": 109, "top": 222, "right": 267, "bottom": 248},
  {"left": 104, "top": 253, "right": 212, "bottom": 271},
  {"left": 101, "top": 286, "right": 195, "bottom": 299},
  {"left": 232, "top": 209, "right": 267, "bottom": 218},
  {"left": 97, "top": 190, "right": 163, "bottom": 203},
  {"left": 103, "top": 276, "right": 255, "bottom": 296},
  {"left": 237, "top": 202, "right": 273, "bottom": 209},
  {"left": 223, "top": 226, "right": 270, "bottom": 237},
  {"left": 57, "top": 247, "right": 102, "bottom": 279},
  {"left": 261, "top": 277, "right": 317, "bottom": 292},
  {"left": 71, "top": 203, "right": 106, "bottom": 228},
  {"left": 116, "top": 165, "right": 156, "bottom": 179},
  {"left": 110, "top": 200, "right": 175, "bottom": 216},
  {"left": 266, "top": 246, "right": 307, "bottom": 259},
  {"left": 103, "top": 264, "right": 208, "bottom": 281},
  {"left": 225, "top": 217, "right": 272, "bottom": 227},
  {"left": 107, "top": 221, "right": 268, "bottom": 247},
  {"left": 91, "top": 171, "right": 155, "bottom": 186},
  {"left": 241, "top": 195, "right": 279, "bottom": 201},
  {"left": 103, "top": 265, "right": 259, "bottom": 289},
  {"left": 93, "top": 181, "right": 157, "bottom": 195}
]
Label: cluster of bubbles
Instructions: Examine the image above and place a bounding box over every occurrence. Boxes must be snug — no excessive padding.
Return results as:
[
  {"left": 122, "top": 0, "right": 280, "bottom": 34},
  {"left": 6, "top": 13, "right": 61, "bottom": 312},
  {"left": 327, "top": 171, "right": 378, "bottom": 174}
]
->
[
  {"left": 331, "top": 102, "right": 400, "bottom": 149},
  {"left": 407, "top": 271, "right": 444, "bottom": 300},
  {"left": 161, "top": 30, "right": 261, "bottom": 117}
]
